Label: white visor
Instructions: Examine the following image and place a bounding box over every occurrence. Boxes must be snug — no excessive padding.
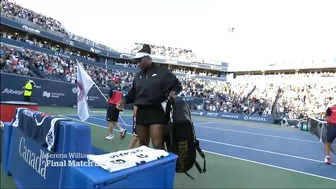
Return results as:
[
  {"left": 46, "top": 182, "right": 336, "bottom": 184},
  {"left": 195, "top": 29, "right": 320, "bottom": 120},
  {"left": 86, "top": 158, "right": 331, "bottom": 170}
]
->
[{"left": 133, "top": 52, "right": 151, "bottom": 59}]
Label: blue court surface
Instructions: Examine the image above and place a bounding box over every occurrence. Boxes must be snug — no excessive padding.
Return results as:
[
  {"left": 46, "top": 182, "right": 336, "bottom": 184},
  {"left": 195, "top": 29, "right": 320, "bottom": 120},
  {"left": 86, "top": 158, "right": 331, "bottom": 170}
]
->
[{"left": 63, "top": 114, "right": 336, "bottom": 181}]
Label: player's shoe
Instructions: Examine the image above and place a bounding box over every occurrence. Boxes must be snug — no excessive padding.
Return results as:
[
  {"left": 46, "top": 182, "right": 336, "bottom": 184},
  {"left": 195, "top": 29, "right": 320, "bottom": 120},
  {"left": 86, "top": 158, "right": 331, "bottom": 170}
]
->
[
  {"left": 324, "top": 156, "right": 331, "bottom": 165},
  {"left": 105, "top": 135, "right": 115, "bottom": 140},
  {"left": 120, "top": 129, "right": 126, "bottom": 140}
]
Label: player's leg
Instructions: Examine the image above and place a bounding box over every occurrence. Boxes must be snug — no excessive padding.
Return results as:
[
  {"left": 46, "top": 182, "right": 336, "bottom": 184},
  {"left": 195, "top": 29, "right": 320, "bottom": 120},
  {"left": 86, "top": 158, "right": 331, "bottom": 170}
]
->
[
  {"left": 111, "top": 105, "right": 126, "bottom": 139},
  {"left": 24, "top": 96, "right": 30, "bottom": 102},
  {"left": 135, "top": 106, "right": 151, "bottom": 146},
  {"left": 148, "top": 104, "right": 167, "bottom": 150},
  {"left": 324, "top": 124, "right": 336, "bottom": 164},
  {"left": 105, "top": 105, "right": 115, "bottom": 140},
  {"left": 129, "top": 136, "right": 139, "bottom": 149},
  {"left": 113, "top": 121, "right": 126, "bottom": 139},
  {"left": 136, "top": 125, "right": 150, "bottom": 146},
  {"left": 149, "top": 124, "right": 165, "bottom": 149}
]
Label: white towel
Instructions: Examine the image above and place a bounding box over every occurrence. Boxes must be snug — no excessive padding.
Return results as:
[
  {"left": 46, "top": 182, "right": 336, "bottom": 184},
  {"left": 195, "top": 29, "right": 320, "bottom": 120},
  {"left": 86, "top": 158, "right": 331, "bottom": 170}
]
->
[{"left": 87, "top": 146, "right": 169, "bottom": 173}]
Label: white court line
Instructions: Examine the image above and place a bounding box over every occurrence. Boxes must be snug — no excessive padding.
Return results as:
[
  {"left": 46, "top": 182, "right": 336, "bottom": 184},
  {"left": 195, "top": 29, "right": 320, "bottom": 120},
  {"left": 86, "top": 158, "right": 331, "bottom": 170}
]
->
[
  {"left": 92, "top": 116, "right": 212, "bottom": 127},
  {"left": 90, "top": 114, "right": 301, "bottom": 135},
  {"left": 194, "top": 122, "right": 215, "bottom": 126},
  {"left": 196, "top": 125, "right": 320, "bottom": 144},
  {"left": 90, "top": 116, "right": 132, "bottom": 127},
  {"left": 193, "top": 117, "right": 304, "bottom": 134},
  {"left": 203, "top": 150, "right": 336, "bottom": 182},
  {"left": 60, "top": 115, "right": 336, "bottom": 182},
  {"left": 91, "top": 116, "right": 318, "bottom": 144},
  {"left": 70, "top": 113, "right": 302, "bottom": 134},
  {"left": 198, "top": 138, "right": 335, "bottom": 165}
]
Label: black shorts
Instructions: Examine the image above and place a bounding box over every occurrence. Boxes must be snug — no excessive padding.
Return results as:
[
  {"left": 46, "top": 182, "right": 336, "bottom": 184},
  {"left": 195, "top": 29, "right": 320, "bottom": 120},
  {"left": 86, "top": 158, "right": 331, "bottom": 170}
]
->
[
  {"left": 106, "top": 104, "right": 120, "bottom": 122},
  {"left": 132, "top": 116, "right": 137, "bottom": 137},
  {"left": 136, "top": 104, "right": 168, "bottom": 125},
  {"left": 326, "top": 123, "right": 336, "bottom": 143}
]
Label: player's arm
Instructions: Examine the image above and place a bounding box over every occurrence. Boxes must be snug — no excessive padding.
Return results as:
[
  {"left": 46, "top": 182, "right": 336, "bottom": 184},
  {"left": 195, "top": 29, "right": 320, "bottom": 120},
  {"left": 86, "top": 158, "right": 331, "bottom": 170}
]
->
[
  {"left": 161, "top": 68, "right": 182, "bottom": 95},
  {"left": 325, "top": 107, "right": 331, "bottom": 122},
  {"left": 124, "top": 80, "right": 136, "bottom": 104},
  {"left": 133, "top": 106, "right": 137, "bottom": 114}
]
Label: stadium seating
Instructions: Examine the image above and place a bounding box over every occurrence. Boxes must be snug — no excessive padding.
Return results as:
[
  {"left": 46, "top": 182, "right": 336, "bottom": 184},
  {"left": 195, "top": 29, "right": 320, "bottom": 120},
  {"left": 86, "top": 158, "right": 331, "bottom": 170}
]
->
[
  {"left": 2, "top": 39, "right": 335, "bottom": 120},
  {"left": 2, "top": 39, "right": 336, "bottom": 119},
  {"left": 1, "top": 0, "right": 335, "bottom": 120}
]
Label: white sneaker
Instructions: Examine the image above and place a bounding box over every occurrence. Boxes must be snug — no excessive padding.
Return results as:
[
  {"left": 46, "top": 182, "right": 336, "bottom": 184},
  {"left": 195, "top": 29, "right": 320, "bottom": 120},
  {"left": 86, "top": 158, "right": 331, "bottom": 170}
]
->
[
  {"left": 120, "top": 129, "right": 126, "bottom": 139},
  {"left": 105, "top": 135, "right": 115, "bottom": 140},
  {"left": 324, "top": 156, "right": 331, "bottom": 165}
]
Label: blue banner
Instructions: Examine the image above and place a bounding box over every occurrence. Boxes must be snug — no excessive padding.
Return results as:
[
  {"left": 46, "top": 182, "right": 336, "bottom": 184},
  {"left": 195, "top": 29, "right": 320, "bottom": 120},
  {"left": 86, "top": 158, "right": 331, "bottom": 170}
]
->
[
  {"left": 0, "top": 73, "right": 109, "bottom": 108},
  {"left": 190, "top": 110, "right": 274, "bottom": 124}
]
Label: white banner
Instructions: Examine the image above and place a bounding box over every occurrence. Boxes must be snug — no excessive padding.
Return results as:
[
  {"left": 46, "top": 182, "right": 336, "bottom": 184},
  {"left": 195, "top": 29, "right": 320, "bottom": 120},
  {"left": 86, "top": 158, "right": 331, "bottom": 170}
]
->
[{"left": 87, "top": 146, "right": 169, "bottom": 173}]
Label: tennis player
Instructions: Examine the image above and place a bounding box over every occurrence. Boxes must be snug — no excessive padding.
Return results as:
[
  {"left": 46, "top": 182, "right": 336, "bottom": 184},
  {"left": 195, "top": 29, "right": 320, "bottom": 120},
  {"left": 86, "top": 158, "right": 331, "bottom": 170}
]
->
[
  {"left": 324, "top": 100, "right": 336, "bottom": 164},
  {"left": 117, "top": 44, "right": 182, "bottom": 150},
  {"left": 105, "top": 77, "right": 126, "bottom": 140},
  {"left": 129, "top": 106, "right": 138, "bottom": 149}
]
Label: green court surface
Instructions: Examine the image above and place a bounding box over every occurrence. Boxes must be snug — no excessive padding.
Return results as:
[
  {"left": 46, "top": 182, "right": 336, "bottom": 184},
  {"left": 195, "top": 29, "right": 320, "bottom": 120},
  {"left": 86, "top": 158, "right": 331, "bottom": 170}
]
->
[{"left": 1, "top": 106, "right": 335, "bottom": 188}]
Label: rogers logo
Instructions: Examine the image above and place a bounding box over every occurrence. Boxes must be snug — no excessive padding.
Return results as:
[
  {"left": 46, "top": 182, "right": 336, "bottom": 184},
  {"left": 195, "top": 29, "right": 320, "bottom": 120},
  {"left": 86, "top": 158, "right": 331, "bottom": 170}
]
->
[
  {"left": 2, "top": 88, "right": 24, "bottom": 95},
  {"left": 244, "top": 116, "right": 267, "bottom": 122}
]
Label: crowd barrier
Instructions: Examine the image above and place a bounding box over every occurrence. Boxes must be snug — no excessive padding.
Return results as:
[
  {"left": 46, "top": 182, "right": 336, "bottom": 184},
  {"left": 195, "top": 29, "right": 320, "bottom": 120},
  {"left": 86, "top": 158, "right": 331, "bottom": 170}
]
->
[{"left": 2, "top": 108, "right": 177, "bottom": 188}]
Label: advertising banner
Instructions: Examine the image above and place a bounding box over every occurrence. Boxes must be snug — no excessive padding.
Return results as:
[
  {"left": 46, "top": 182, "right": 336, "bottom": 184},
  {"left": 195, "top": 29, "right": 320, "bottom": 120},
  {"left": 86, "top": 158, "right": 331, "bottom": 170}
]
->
[
  {"left": 190, "top": 110, "right": 274, "bottom": 124},
  {"left": 0, "top": 73, "right": 108, "bottom": 108}
]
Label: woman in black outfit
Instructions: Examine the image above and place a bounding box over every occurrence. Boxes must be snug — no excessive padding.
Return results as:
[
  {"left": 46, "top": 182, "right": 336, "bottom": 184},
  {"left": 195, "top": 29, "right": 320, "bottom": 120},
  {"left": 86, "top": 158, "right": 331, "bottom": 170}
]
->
[{"left": 117, "top": 44, "right": 182, "bottom": 149}]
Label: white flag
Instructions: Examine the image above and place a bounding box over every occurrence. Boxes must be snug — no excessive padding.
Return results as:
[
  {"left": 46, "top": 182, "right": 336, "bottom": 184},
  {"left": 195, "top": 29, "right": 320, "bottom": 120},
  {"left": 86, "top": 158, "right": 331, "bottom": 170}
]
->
[{"left": 76, "top": 61, "right": 94, "bottom": 121}]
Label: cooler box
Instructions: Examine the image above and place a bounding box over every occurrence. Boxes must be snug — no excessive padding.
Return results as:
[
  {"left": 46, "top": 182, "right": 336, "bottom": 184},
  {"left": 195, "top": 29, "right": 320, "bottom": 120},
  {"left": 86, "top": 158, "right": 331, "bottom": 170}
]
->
[
  {"left": 67, "top": 153, "right": 178, "bottom": 188},
  {"left": 0, "top": 101, "right": 38, "bottom": 122},
  {"left": 6, "top": 119, "right": 92, "bottom": 188},
  {"left": 300, "top": 121, "right": 309, "bottom": 131}
]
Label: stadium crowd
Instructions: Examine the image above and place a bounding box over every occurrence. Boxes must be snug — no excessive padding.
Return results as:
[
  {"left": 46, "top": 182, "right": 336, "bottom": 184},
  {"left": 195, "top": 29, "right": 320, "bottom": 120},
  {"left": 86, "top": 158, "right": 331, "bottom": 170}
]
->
[
  {"left": 1, "top": 0, "right": 335, "bottom": 119},
  {"left": 1, "top": 0, "right": 221, "bottom": 64},
  {"left": 1, "top": 0, "right": 116, "bottom": 53},
  {"left": 2, "top": 44, "right": 335, "bottom": 120},
  {"left": 1, "top": 0, "right": 68, "bottom": 36},
  {"left": 1, "top": 30, "right": 98, "bottom": 62},
  {"left": 130, "top": 43, "right": 222, "bottom": 65},
  {"left": 1, "top": 30, "right": 221, "bottom": 78}
]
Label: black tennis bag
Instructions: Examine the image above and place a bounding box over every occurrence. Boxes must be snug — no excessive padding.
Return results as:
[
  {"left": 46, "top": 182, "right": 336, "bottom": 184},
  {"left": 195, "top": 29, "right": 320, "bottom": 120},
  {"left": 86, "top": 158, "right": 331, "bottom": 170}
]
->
[{"left": 164, "top": 99, "right": 206, "bottom": 179}]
